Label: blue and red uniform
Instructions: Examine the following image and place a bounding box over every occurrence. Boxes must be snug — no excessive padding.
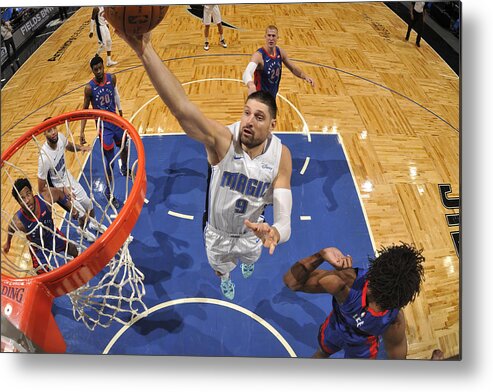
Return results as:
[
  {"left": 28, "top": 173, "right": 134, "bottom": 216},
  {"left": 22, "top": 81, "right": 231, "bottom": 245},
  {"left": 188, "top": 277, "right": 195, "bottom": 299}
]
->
[
  {"left": 318, "top": 268, "right": 400, "bottom": 358},
  {"left": 16, "top": 195, "right": 68, "bottom": 274},
  {"left": 89, "top": 73, "right": 124, "bottom": 151},
  {"left": 254, "top": 46, "right": 283, "bottom": 97}
]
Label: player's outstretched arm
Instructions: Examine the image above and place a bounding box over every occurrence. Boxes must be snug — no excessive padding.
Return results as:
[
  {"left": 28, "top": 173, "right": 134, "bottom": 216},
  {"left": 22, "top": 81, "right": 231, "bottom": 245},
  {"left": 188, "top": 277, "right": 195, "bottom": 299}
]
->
[
  {"left": 2, "top": 216, "right": 24, "bottom": 254},
  {"left": 382, "top": 310, "right": 408, "bottom": 359},
  {"left": 283, "top": 247, "right": 353, "bottom": 301},
  {"left": 280, "top": 48, "right": 315, "bottom": 87},
  {"left": 117, "top": 31, "right": 231, "bottom": 158},
  {"left": 89, "top": 7, "right": 97, "bottom": 38},
  {"left": 80, "top": 84, "right": 93, "bottom": 145}
]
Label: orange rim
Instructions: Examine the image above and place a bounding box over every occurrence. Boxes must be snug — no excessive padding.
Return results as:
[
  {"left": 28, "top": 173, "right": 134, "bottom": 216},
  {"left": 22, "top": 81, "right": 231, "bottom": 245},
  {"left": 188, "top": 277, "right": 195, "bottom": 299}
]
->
[{"left": 1, "top": 109, "right": 146, "bottom": 297}]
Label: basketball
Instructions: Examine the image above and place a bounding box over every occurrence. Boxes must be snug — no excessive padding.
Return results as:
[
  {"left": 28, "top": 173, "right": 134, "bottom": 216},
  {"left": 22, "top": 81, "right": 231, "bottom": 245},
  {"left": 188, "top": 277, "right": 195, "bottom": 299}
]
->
[{"left": 104, "top": 6, "right": 169, "bottom": 35}]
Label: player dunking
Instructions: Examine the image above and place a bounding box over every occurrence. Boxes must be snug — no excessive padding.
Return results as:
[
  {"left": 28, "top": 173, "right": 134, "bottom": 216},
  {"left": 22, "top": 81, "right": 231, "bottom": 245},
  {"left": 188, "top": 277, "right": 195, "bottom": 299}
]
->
[
  {"left": 3, "top": 178, "right": 79, "bottom": 274},
  {"left": 38, "top": 119, "right": 105, "bottom": 241},
  {"left": 80, "top": 54, "right": 129, "bottom": 209},
  {"left": 283, "top": 243, "right": 427, "bottom": 359},
  {"left": 243, "top": 25, "right": 315, "bottom": 97},
  {"left": 118, "top": 31, "right": 293, "bottom": 300},
  {"left": 89, "top": 7, "right": 118, "bottom": 66}
]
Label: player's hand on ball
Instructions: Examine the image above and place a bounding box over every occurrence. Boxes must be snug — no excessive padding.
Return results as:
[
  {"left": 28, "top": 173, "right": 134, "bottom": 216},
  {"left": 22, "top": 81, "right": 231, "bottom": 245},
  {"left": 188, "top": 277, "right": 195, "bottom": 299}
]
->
[
  {"left": 319, "top": 247, "right": 352, "bottom": 270},
  {"left": 245, "top": 219, "right": 280, "bottom": 255}
]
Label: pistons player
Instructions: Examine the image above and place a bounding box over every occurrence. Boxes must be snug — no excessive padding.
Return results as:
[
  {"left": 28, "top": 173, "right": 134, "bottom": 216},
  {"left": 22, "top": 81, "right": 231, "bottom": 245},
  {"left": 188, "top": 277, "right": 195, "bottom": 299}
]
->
[
  {"left": 89, "top": 6, "right": 118, "bottom": 67},
  {"left": 283, "top": 243, "right": 441, "bottom": 359},
  {"left": 243, "top": 25, "right": 315, "bottom": 97},
  {"left": 3, "top": 178, "right": 79, "bottom": 274},
  {"left": 117, "top": 30, "right": 293, "bottom": 301},
  {"left": 80, "top": 54, "right": 129, "bottom": 209}
]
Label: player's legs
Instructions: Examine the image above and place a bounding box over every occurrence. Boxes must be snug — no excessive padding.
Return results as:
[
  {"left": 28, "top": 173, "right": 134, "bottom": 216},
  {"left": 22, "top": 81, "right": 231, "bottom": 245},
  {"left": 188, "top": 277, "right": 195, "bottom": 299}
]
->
[
  {"left": 100, "top": 24, "right": 117, "bottom": 66},
  {"left": 69, "top": 180, "right": 105, "bottom": 237},
  {"left": 112, "top": 128, "right": 130, "bottom": 176},
  {"left": 99, "top": 128, "right": 119, "bottom": 207},
  {"left": 237, "top": 235, "right": 262, "bottom": 278},
  {"left": 316, "top": 312, "right": 343, "bottom": 358},
  {"left": 203, "top": 5, "right": 212, "bottom": 50},
  {"left": 95, "top": 24, "right": 105, "bottom": 55},
  {"left": 210, "top": 5, "right": 226, "bottom": 47},
  {"left": 204, "top": 226, "right": 238, "bottom": 300},
  {"left": 204, "top": 227, "right": 238, "bottom": 276}
]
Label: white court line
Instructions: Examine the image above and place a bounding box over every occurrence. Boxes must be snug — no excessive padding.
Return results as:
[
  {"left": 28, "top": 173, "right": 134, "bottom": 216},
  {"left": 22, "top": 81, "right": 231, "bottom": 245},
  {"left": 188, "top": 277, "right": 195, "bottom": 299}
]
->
[
  {"left": 300, "top": 216, "right": 312, "bottom": 221},
  {"left": 168, "top": 210, "right": 194, "bottom": 220},
  {"left": 277, "top": 93, "right": 311, "bottom": 143},
  {"left": 129, "top": 78, "right": 311, "bottom": 142},
  {"left": 103, "top": 297, "right": 297, "bottom": 357},
  {"left": 300, "top": 157, "right": 310, "bottom": 175},
  {"left": 337, "top": 134, "right": 377, "bottom": 254}
]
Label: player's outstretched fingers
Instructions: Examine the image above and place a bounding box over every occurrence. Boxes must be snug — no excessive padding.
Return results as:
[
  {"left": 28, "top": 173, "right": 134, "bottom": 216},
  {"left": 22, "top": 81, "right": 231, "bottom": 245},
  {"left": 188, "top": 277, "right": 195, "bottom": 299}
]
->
[{"left": 245, "top": 219, "right": 265, "bottom": 234}]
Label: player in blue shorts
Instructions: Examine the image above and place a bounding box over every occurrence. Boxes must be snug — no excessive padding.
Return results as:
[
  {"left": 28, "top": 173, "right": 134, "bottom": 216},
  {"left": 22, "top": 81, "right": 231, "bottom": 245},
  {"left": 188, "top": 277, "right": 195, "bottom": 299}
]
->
[
  {"left": 3, "top": 178, "right": 79, "bottom": 274},
  {"left": 242, "top": 25, "right": 315, "bottom": 98},
  {"left": 80, "top": 54, "right": 129, "bottom": 209},
  {"left": 284, "top": 243, "right": 426, "bottom": 359}
]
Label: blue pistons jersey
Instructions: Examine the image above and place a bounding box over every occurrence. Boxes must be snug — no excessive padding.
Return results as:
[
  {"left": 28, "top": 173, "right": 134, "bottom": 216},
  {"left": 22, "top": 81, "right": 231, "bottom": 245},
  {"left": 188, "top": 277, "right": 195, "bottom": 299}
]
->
[
  {"left": 90, "top": 73, "right": 117, "bottom": 114},
  {"left": 16, "top": 195, "right": 67, "bottom": 272},
  {"left": 254, "top": 47, "right": 283, "bottom": 97},
  {"left": 89, "top": 73, "right": 123, "bottom": 144},
  {"left": 318, "top": 268, "right": 400, "bottom": 358}
]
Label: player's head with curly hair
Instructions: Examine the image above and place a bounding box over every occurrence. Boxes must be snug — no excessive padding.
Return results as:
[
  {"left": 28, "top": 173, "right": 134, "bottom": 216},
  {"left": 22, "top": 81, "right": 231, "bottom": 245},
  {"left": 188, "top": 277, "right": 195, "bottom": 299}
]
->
[
  {"left": 366, "top": 243, "right": 425, "bottom": 310},
  {"left": 12, "top": 177, "right": 33, "bottom": 203}
]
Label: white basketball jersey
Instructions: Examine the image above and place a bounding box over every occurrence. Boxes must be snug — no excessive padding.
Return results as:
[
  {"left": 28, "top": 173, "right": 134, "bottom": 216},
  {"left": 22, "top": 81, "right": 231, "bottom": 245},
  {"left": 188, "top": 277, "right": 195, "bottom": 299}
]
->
[
  {"left": 97, "top": 7, "right": 107, "bottom": 26},
  {"left": 38, "top": 133, "right": 76, "bottom": 187},
  {"left": 206, "top": 122, "right": 283, "bottom": 235}
]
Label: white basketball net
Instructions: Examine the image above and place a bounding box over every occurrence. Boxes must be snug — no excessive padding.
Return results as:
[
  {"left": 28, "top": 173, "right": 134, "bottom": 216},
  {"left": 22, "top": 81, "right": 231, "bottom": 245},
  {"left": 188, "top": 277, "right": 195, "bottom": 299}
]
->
[{"left": 1, "top": 117, "right": 147, "bottom": 331}]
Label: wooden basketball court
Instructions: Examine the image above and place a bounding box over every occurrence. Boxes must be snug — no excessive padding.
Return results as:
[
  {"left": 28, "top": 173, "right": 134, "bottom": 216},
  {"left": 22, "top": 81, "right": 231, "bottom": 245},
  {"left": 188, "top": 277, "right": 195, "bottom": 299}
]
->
[{"left": 0, "top": 3, "right": 459, "bottom": 359}]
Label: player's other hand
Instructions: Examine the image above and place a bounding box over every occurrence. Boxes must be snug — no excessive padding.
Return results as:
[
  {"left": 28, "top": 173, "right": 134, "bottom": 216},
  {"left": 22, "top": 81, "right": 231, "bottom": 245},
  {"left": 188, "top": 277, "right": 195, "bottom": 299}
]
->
[
  {"left": 79, "top": 133, "right": 87, "bottom": 145},
  {"left": 70, "top": 209, "right": 79, "bottom": 220},
  {"left": 431, "top": 349, "right": 444, "bottom": 360},
  {"left": 304, "top": 75, "right": 315, "bottom": 88},
  {"left": 319, "top": 247, "right": 352, "bottom": 270},
  {"left": 78, "top": 145, "right": 91, "bottom": 153},
  {"left": 244, "top": 219, "right": 279, "bottom": 255},
  {"left": 62, "top": 187, "right": 75, "bottom": 201}
]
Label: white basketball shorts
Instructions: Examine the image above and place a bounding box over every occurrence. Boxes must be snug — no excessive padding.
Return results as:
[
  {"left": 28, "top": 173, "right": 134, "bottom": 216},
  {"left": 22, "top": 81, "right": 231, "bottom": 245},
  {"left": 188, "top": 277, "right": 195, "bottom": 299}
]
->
[
  {"left": 203, "top": 5, "right": 222, "bottom": 25},
  {"left": 204, "top": 224, "right": 262, "bottom": 275}
]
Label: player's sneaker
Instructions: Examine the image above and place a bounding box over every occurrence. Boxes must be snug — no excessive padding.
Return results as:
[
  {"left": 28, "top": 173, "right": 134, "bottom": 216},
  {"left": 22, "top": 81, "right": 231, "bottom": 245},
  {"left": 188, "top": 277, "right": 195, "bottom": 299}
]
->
[
  {"left": 109, "top": 196, "right": 121, "bottom": 209},
  {"left": 241, "top": 263, "right": 255, "bottom": 279},
  {"left": 203, "top": 41, "right": 210, "bottom": 51},
  {"left": 120, "top": 165, "right": 132, "bottom": 177},
  {"left": 88, "top": 220, "right": 107, "bottom": 234},
  {"left": 105, "top": 189, "right": 121, "bottom": 209},
  {"left": 220, "top": 278, "right": 235, "bottom": 300},
  {"left": 219, "top": 39, "right": 228, "bottom": 48},
  {"left": 77, "top": 227, "right": 97, "bottom": 242},
  {"left": 106, "top": 59, "right": 118, "bottom": 67}
]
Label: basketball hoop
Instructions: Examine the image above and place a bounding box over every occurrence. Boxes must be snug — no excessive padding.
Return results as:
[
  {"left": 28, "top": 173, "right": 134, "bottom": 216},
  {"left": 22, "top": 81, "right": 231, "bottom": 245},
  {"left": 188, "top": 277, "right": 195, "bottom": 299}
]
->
[{"left": 1, "top": 110, "right": 147, "bottom": 352}]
